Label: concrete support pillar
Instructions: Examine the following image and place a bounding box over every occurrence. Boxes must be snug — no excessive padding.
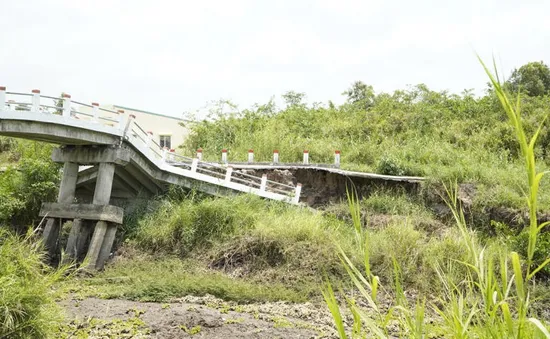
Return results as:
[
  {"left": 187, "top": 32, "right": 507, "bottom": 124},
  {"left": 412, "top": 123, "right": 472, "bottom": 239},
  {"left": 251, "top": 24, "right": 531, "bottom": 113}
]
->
[
  {"left": 97, "top": 224, "right": 117, "bottom": 270},
  {"left": 86, "top": 221, "right": 108, "bottom": 270},
  {"left": 58, "top": 162, "right": 79, "bottom": 203},
  {"left": 75, "top": 221, "right": 93, "bottom": 261},
  {"left": 64, "top": 218, "right": 81, "bottom": 260},
  {"left": 42, "top": 161, "right": 79, "bottom": 257},
  {"left": 42, "top": 218, "right": 61, "bottom": 257},
  {"left": 86, "top": 162, "right": 116, "bottom": 270},
  {"left": 93, "top": 162, "right": 115, "bottom": 205}
]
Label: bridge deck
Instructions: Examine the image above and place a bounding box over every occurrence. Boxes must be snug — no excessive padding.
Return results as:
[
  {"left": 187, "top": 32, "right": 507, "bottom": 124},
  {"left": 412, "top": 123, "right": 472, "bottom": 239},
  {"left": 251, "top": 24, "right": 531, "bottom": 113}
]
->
[{"left": 0, "top": 90, "right": 299, "bottom": 204}]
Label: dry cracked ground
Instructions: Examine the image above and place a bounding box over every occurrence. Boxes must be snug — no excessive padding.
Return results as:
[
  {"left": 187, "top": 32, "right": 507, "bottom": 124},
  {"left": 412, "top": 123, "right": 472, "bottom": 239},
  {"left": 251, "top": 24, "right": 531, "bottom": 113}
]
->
[{"left": 58, "top": 295, "right": 338, "bottom": 338}]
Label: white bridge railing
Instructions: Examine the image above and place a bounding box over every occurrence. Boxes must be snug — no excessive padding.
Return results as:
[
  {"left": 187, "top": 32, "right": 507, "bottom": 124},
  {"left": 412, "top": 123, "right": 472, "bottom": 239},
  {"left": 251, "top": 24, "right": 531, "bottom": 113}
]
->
[{"left": 0, "top": 87, "right": 301, "bottom": 204}]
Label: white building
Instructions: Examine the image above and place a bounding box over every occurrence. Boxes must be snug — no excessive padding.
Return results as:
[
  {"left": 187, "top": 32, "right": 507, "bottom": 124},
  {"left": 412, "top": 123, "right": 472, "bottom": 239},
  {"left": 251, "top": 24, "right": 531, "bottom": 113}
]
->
[
  {"left": 114, "top": 105, "right": 189, "bottom": 150},
  {"left": 82, "top": 104, "right": 190, "bottom": 150}
]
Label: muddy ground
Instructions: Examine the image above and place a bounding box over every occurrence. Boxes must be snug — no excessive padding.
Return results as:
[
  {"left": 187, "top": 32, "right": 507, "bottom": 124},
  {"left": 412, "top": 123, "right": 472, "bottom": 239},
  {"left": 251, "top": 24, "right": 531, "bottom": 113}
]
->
[{"left": 59, "top": 295, "right": 337, "bottom": 338}]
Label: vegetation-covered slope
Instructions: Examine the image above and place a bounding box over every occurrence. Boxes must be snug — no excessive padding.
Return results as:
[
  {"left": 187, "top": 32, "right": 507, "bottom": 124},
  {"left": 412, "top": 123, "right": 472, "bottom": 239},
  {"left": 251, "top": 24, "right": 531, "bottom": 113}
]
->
[{"left": 181, "top": 82, "right": 550, "bottom": 211}]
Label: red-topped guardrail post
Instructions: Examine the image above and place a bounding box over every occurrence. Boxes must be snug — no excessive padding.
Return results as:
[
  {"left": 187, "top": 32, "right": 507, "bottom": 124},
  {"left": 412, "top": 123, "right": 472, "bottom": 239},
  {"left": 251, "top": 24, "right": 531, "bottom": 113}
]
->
[
  {"left": 0, "top": 87, "right": 5, "bottom": 109},
  {"left": 303, "top": 150, "right": 309, "bottom": 164},
  {"left": 225, "top": 166, "right": 233, "bottom": 182},
  {"left": 146, "top": 131, "right": 153, "bottom": 148},
  {"left": 31, "top": 89, "right": 40, "bottom": 112},
  {"left": 260, "top": 174, "right": 268, "bottom": 192},
  {"left": 92, "top": 102, "right": 100, "bottom": 122},
  {"left": 161, "top": 147, "right": 168, "bottom": 163},
  {"left": 62, "top": 93, "right": 71, "bottom": 118},
  {"left": 169, "top": 149, "right": 175, "bottom": 162},
  {"left": 191, "top": 158, "right": 198, "bottom": 172},
  {"left": 196, "top": 148, "right": 203, "bottom": 161},
  {"left": 273, "top": 150, "right": 279, "bottom": 164},
  {"left": 117, "top": 109, "right": 125, "bottom": 130},
  {"left": 293, "top": 183, "right": 302, "bottom": 204},
  {"left": 221, "top": 149, "right": 228, "bottom": 164},
  {"left": 334, "top": 150, "right": 341, "bottom": 167},
  {"left": 248, "top": 149, "right": 254, "bottom": 163}
]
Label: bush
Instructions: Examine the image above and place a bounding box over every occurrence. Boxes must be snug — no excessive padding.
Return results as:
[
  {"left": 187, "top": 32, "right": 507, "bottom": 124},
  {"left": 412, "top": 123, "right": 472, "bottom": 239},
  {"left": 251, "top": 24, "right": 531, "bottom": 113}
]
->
[
  {"left": 134, "top": 195, "right": 262, "bottom": 256},
  {"left": 0, "top": 229, "right": 66, "bottom": 338},
  {"left": 376, "top": 155, "right": 411, "bottom": 176}
]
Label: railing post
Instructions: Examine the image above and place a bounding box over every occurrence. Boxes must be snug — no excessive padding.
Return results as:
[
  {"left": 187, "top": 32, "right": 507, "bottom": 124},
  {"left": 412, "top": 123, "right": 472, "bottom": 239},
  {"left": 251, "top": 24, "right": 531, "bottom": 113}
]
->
[
  {"left": 117, "top": 109, "right": 125, "bottom": 130},
  {"left": 0, "top": 86, "right": 6, "bottom": 110},
  {"left": 221, "top": 149, "right": 228, "bottom": 164},
  {"left": 169, "top": 149, "right": 175, "bottom": 162},
  {"left": 31, "top": 89, "right": 40, "bottom": 112},
  {"left": 146, "top": 131, "right": 153, "bottom": 148},
  {"left": 225, "top": 166, "right": 233, "bottom": 182},
  {"left": 191, "top": 158, "right": 198, "bottom": 172},
  {"left": 161, "top": 148, "right": 168, "bottom": 163},
  {"left": 196, "top": 148, "right": 203, "bottom": 161},
  {"left": 92, "top": 102, "right": 100, "bottom": 122},
  {"left": 334, "top": 150, "right": 341, "bottom": 167},
  {"left": 248, "top": 149, "right": 254, "bottom": 163},
  {"left": 62, "top": 93, "right": 71, "bottom": 117},
  {"left": 260, "top": 174, "right": 267, "bottom": 192},
  {"left": 303, "top": 150, "right": 309, "bottom": 165},
  {"left": 273, "top": 150, "right": 279, "bottom": 164},
  {"left": 293, "top": 183, "right": 302, "bottom": 204}
]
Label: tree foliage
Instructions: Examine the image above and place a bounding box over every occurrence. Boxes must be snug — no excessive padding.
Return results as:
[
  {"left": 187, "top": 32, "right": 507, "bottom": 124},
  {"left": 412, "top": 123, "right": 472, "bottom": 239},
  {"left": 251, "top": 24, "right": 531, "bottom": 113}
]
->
[
  {"left": 506, "top": 61, "right": 550, "bottom": 97},
  {"left": 342, "top": 81, "right": 375, "bottom": 108}
]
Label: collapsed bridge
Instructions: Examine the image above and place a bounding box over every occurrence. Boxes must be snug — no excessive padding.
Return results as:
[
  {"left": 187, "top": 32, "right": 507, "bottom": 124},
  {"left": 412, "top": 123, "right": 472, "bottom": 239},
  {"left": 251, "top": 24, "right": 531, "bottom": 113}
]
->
[{"left": 0, "top": 88, "right": 301, "bottom": 269}]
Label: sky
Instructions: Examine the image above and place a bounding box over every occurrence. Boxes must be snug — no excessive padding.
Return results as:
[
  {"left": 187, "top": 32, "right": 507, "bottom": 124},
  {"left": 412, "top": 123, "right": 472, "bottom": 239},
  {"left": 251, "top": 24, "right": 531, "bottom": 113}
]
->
[{"left": 1, "top": 0, "right": 549, "bottom": 118}]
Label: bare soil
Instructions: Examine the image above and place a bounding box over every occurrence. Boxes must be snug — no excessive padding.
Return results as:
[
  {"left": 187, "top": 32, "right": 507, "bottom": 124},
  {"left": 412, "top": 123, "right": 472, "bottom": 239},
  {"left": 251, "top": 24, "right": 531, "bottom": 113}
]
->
[{"left": 60, "top": 295, "right": 337, "bottom": 338}]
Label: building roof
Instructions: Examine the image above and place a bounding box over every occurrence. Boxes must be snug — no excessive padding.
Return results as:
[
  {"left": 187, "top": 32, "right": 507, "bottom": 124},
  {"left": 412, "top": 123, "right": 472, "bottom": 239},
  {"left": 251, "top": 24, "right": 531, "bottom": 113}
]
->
[{"left": 114, "top": 104, "right": 190, "bottom": 122}]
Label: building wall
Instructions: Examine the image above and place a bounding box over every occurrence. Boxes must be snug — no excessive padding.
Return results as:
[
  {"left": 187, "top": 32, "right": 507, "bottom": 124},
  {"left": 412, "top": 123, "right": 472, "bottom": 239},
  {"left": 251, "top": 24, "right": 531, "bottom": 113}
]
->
[
  {"left": 79, "top": 104, "right": 189, "bottom": 151},
  {"left": 114, "top": 105, "right": 189, "bottom": 151}
]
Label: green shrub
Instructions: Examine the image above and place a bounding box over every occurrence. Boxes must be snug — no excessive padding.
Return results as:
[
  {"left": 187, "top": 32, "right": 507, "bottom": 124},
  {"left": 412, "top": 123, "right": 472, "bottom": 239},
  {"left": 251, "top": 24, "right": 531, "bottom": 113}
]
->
[
  {"left": 134, "top": 195, "right": 262, "bottom": 255},
  {"left": 376, "top": 155, "right": 412, "bottom": 176}
]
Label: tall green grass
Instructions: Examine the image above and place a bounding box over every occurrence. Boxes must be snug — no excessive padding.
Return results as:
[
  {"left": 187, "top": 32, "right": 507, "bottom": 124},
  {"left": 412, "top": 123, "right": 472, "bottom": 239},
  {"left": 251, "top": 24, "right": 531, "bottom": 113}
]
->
[
  {"left": 323, "top": 59, "right": 550, "bottom": 337},
  {"left": 0, "top": 228, "right": 68, "bottom": 338}
]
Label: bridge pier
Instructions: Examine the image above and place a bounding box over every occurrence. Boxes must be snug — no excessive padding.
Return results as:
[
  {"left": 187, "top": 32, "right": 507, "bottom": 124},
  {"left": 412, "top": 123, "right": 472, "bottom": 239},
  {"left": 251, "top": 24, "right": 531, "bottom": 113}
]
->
[
  {"left": 40, "top": 146, "right": 124, "bottom": 270},
  {"left": 42, "top": 162, "right": 79, "bottom": 259},
  {"left": 86, "top": 162, "right": 116, "bottom": 270}
]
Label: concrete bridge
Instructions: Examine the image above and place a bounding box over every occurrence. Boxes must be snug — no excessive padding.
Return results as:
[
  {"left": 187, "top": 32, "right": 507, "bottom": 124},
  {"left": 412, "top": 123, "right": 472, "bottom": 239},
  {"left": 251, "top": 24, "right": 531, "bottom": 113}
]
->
[{"left": 0, "top": 88, "right": 301, "bottom": 270}]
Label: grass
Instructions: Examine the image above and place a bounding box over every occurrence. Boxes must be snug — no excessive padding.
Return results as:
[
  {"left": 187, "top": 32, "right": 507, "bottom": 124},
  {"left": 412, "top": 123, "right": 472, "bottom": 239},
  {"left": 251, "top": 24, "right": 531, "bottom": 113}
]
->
[
  {"left": 0, "top": 228, "right": 68, "bottom": 338},
  {"left": 64, "top": 189, "right": 485, "bottom": 305},
  {"left": 64, "top": 256, "right": 312, "bottom": 303}
]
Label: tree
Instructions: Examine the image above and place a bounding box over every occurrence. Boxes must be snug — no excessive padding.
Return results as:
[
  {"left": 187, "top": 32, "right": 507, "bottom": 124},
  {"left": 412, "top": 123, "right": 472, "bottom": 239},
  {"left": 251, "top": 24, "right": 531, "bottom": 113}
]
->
[
  {"left": 282, "top": 91, "right": 306, "bottom": 108},
  {"left": 342, "top": 81, "right": 375, "bottom": 109},
  {"left": 506, "top": 61, "right": 550, "bottom": 97}
]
